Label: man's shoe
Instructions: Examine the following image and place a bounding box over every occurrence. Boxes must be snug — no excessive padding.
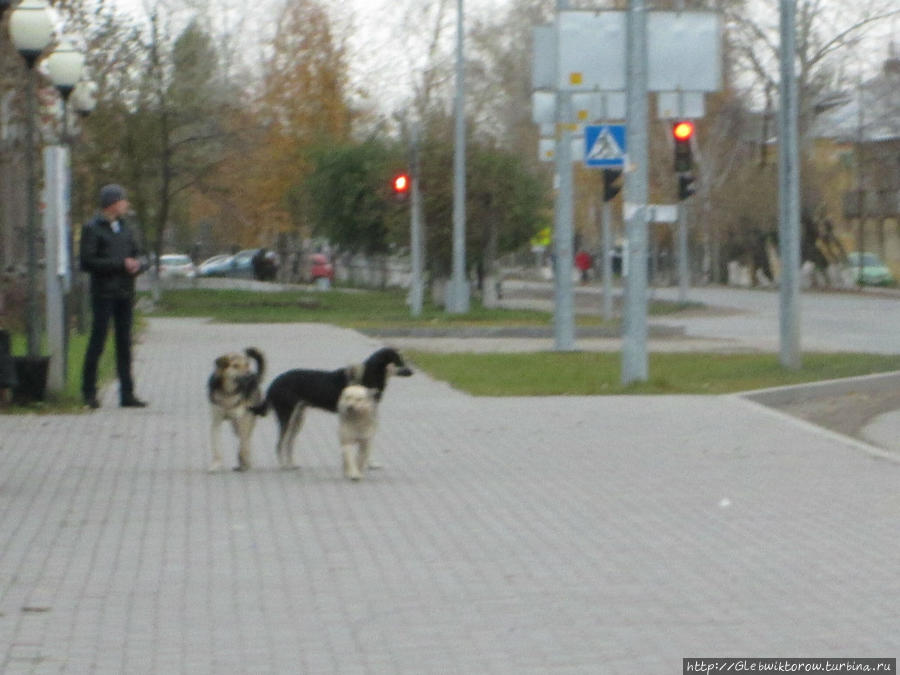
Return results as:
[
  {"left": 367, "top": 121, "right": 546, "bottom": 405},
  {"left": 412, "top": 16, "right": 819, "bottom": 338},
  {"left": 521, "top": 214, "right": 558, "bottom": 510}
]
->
[
  {"left": 83, "top": 396, "right": 100, "bottom": 409},
  {"left": 120, "top": 396, "right": 147, "bottom": 408}
]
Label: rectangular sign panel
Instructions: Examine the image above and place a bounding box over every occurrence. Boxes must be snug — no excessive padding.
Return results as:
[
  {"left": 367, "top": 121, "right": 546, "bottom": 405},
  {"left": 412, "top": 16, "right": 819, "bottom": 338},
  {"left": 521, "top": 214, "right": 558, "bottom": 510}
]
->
[
  {"left": 572, "top": 91, "right": 627, "bottom": 123},
  {"left": 532, "top": 91, "right": 556, "bottom": 125},
  {"left": 657, "top": 91, "right": 706, "bottom": 119},
  {"left": 539, "top": 135, "right": 586, "bottom": 163},
  {"left": 558, "top": 11, "right": 627, "bottom": 92},
  {"left": 648, "top": 12, "right": 722, "bottom": 92},
  {"left": 532, "top": 24, "right": 556, "bottom": 91},
  {"left": 584, "top": 124, "right": 626, "bottom": 168},
  {"left": 552, "top": 10, "right": 720, "bottom": 93}
]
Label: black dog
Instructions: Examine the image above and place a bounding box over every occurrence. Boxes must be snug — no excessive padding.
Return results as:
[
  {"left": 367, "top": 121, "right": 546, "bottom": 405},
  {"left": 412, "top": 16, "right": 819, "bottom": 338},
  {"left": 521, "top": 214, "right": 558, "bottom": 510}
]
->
[{"left": 251, "top": 347, "right": 412, "bottom": 469}]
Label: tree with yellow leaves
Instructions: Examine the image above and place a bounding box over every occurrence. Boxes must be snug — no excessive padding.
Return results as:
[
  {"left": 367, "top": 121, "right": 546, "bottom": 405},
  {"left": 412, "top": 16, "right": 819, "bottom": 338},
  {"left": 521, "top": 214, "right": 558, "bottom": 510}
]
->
[{"left": 242, "top": 0, "right": 355, "bottom": 243}]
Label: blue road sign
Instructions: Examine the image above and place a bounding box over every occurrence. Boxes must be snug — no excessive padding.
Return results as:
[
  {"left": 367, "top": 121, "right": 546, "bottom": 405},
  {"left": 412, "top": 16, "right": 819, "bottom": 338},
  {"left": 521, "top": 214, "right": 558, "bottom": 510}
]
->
[{"left": 584, "top": 124, "right": 626, "bottom": 168}]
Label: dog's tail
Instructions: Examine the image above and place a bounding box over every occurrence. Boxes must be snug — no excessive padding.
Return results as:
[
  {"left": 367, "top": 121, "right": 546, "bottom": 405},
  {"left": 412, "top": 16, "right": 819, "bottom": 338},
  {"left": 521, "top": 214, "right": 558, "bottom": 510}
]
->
[
  {"left": 245, "top": 347, "right": 265, "bottom": 379},
  {"left": 245, "top": 347, "right": 268, "bottom": 415}
]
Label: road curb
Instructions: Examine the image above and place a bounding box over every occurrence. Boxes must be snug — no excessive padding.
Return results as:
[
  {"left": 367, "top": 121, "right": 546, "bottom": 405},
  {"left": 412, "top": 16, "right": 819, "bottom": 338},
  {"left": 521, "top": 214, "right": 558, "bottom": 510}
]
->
[{"left": 739, "top": 370, "right": 900, "bottom": 408}]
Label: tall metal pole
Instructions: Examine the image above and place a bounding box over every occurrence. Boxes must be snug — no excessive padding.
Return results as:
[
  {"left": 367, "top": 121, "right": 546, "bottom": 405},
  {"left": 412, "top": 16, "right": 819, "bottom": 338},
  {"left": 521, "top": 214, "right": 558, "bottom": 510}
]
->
[
  {"left": 602, "top": 199, "right": 614, "bottom": 321},
  {"left": 622, "top": 0, "right": 650, "bottom": 384},
  {"left": 44, "top": 145, "right": 69, "bottom": 392},
  {"left": 677, "top": 202, "right": 689, "bottom": 303},
  {"left": 409, "top": 124, "right": 424, "bottom": 317},
  {"left": 778, "top": 0, "right": 801, "bottom": 368},
  {"left": 25, "top": 66, "right": 40, "bottom": 358},
  {"left": 553, "top": 0, "right": 575, "bottom": 350},
  {"left": 448, "top": 0, "right": 469, "bottom": 313}
]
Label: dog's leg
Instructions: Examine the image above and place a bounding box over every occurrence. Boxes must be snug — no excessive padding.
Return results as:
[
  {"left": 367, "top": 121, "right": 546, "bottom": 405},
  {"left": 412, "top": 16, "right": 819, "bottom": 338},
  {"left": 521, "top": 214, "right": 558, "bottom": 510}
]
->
[
  {"left": 343, "top": 441, "right": 363, "bottom": 481},
  {"left": 356, "top": 438, "right": 371, "bottom": 478},
  {"left": 365, "top": 440, "right": 382, "bottom": 471},
  {"left": 277, "top": 404, "right": 305, "bottom": 470},
  {"left": 209, "top": 408, "right": 225, "bottom": 472},
  {"left": 234, "top": 414, "right": 255, "bottom": 472}
]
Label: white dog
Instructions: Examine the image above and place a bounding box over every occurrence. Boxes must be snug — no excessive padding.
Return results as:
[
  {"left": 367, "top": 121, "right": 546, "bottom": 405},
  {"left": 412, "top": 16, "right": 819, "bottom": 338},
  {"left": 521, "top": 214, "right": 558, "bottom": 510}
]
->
[
  {"left": 336, "top": 385, "right": 378, "bottom": 481},
  {"left": 208, "top": 348, "right": 265, "bottom": 472}
]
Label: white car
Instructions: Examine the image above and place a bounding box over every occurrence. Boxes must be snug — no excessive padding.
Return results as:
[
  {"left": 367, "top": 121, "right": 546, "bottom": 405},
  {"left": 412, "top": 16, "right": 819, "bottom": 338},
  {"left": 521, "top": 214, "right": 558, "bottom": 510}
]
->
[{"left": 159, "top": 254, "right": 196, "bottom": 279}]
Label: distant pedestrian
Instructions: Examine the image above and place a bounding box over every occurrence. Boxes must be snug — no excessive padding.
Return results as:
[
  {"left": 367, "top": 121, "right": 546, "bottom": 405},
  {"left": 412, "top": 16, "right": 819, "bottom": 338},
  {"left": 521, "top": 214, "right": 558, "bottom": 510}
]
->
[
  {"left": 575, "top": 250, "right": 593, "bottom": 284},
  {"left": 252, "top": 248, "right": 266, "bottom": 281},
  {"left": 79, "top": 184, "right": 148, "bottom": 409}
]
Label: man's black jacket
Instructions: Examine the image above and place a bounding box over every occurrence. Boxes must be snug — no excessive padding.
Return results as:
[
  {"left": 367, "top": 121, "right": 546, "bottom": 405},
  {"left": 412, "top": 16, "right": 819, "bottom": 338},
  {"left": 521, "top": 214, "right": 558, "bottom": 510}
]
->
[{"left": 79, "top": 214, "right": 144, "bottom": 299}]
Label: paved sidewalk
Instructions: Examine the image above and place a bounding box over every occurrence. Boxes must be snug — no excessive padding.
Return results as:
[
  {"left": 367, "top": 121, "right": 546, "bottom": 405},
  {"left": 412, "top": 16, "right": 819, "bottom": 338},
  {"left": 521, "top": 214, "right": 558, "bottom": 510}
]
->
[{"left": 1, "top": 319, "right": 898, "bottom": 673}]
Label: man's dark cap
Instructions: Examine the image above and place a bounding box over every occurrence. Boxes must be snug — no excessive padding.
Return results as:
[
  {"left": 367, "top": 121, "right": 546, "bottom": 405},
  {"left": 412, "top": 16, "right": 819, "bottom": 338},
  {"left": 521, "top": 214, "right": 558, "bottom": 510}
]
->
[{"left": 99, "top": 184, "right": 127, "bottom": 209}]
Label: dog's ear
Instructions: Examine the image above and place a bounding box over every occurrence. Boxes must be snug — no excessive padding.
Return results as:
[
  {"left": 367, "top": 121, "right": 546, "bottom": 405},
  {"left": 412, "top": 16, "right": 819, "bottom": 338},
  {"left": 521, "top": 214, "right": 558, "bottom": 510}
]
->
[{"left": 215, "top": 355, "right": 230, "bottom": 370}]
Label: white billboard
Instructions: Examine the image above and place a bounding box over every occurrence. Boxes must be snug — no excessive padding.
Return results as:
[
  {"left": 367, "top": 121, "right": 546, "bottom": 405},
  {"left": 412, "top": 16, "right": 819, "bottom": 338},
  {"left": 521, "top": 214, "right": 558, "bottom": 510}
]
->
[
  {"left": 557, "top": 11, "right": 627, "bottom": 91},
  {"left": 542, "top": 10, "right": 721, "bottom": 93},
  {"left": 648, "top": 12, "right": 721, "bottom": 92}
]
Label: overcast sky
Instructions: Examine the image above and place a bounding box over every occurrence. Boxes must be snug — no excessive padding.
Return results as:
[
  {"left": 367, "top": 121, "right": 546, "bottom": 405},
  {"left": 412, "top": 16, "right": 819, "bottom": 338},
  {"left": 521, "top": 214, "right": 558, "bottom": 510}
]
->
[
  {"left": 101, "top": 0, "right": 510, "bottom": 111},
  {"left": 102, "top": 0, "right": 897, "bottom": 115}
]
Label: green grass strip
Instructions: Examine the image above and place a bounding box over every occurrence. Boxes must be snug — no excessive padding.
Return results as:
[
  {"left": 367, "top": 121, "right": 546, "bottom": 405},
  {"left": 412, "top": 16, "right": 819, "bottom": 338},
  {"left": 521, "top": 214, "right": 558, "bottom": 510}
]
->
[{"left": 405, "top": 350, "right": 900, "bottom": 396}]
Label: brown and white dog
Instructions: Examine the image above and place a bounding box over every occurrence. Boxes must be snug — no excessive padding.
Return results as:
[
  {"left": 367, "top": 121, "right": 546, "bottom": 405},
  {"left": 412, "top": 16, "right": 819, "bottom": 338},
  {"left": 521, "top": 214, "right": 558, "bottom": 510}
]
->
[
  {"left": 336, "top": 385, "right": 379, "bottom": 480},
  {"left": 207, "top": 347, "right": 265, "bottom": 472}
]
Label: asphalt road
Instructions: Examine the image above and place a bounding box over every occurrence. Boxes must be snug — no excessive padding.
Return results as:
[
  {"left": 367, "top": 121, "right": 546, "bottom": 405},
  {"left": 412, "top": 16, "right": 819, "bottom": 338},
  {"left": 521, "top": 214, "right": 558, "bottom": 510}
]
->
[
  {"left": 499, "top": 279, "right": 900, "bottom": 354},
  {"left": 495, "top": 280, "right": 900, "bottom": 454}
]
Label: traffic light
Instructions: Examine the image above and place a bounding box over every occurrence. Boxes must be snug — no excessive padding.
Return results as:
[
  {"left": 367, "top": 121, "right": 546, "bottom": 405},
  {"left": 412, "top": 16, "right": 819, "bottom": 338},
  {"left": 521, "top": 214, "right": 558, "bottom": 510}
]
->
[
  {"left": 392, "top": 173, "right": 411, "bottom": 198},
  {"left": 678, "top": 173, "right": 696, "bottom": 200},
  {"left": 672, "top": 120, "right": 694, "bottom": 172},
  {"left": 602, "top": 168, "right": 623, "bottom": 202}
]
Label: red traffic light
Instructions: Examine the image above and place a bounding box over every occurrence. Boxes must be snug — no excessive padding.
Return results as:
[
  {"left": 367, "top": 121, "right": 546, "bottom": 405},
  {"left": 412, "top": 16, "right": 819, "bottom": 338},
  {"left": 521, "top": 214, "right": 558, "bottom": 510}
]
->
[
  {"left": 392, "top": 174, "right": 410, "bottom": 193},
  {"left": 672, "top": 121, "right": 694, "bottom": 141}
]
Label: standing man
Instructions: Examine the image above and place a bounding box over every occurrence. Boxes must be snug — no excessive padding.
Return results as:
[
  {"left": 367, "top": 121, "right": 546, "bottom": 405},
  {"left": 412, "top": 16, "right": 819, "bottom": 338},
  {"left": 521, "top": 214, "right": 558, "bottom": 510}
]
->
[{"left": 80, "top": 184, "right": 147, "bottom": 409}]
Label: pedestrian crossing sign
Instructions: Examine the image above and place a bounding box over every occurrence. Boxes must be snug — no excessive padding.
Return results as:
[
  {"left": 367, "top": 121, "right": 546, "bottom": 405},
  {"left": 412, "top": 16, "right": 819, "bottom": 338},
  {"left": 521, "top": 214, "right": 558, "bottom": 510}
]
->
[{"left": 584, "top": 124, "right": 626, "bottom": 168}]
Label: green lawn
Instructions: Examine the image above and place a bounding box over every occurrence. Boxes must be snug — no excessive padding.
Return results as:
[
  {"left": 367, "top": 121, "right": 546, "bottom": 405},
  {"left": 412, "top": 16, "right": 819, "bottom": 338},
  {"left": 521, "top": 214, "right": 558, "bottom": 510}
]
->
[
  {"left": 143, "top": 287, "right": 900, "bottom": 397},
  {"left": 145, "top": 287, "right": 610, "bottom": 329},
  {"left": 406, "top": 350, "right": 900, "bottom": 396},
  {"left": 146, "top": 287, "right": 701, "bottom": 329},
  {"left": 8, "top": 288, "right": 898, "bottom": 409}
]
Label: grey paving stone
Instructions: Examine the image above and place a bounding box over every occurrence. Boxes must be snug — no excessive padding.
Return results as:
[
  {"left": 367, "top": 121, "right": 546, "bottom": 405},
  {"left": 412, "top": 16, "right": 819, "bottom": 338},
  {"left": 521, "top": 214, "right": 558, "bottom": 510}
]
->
[{"left": 1, "top": 318, "right": 898, "bottom": 674}]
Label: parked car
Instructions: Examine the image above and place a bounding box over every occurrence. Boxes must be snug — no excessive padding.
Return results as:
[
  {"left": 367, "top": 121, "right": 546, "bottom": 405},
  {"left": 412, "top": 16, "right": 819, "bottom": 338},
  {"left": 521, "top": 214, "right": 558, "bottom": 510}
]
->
[
  {"left": 159, "top": 254, "right": 196, "bottom": 279},
  {"left": 844, "top": 252, "right": 895, "bottom": 286},
  {"left": 197, "top": 254, "right": 235, "bottom": 277},
  {"left": 308, "top": 253, "right": 334, "bottom": 282},
  {"left": 229, "top": 249, "right": 260, "bottom": 279}
]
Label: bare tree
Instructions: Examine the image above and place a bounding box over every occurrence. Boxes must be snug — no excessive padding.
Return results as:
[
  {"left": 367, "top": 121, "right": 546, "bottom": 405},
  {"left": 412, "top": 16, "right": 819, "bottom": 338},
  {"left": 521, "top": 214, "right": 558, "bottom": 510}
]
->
[{"left": 727, "top": 0, "right": 899, "bottom": 143}]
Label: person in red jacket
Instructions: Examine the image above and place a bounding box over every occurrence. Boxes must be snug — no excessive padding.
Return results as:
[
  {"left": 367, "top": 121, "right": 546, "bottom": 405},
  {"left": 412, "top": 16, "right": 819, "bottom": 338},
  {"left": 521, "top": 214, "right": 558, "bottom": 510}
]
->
[
  {"left": 79, "top": 184, "right": 147, "bottom": 409},
  {"left": 575, "top": 250, "right": 593, "bottom": 284}
]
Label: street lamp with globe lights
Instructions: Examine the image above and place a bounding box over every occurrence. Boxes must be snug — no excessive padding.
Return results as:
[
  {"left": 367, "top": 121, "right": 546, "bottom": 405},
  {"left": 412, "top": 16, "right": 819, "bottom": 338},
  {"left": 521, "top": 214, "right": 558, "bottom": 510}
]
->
[
  {"left": 71, "top": 79, "right": 97, "bottom": 118},
  {"left": 46, "top": 36, "right": 85, "bottom": 141},
  {"left": 45, "top": 37, "right": 85, "bottom": 388},
  {"left": 9, "top": 0, "right": 54, "bottom": 361},
  {"left": 70, "top": 78, "right": 96, "bottom": 221},
  {"left": 64, "top": 78, "right": 97, "bottom": 337}
]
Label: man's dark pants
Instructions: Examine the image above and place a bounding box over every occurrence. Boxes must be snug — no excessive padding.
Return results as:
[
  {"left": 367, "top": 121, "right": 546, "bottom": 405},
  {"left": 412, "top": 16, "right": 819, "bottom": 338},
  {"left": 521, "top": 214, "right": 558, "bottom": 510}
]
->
[{"left": 82, "top": 295, "right": 135, "bottom": 402}]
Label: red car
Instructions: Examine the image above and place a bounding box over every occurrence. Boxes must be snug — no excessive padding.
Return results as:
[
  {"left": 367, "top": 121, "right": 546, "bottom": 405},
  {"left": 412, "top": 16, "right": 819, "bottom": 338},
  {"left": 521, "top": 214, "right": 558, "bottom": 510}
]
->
[{"left": 309, "top": 253, "right": 334, "bottom": 282}]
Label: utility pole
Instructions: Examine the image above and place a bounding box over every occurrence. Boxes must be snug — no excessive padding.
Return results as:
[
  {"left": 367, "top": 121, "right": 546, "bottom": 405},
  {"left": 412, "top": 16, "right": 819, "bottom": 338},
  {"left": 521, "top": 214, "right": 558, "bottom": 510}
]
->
[
  {"left": 778, "top": 0, "right": 801, "bottom": 368},
  {"left": 553, "top": 0, "right": 576, "bottom": 350},
  {"left": 622, "top": 0, "right": 650, "bottom": 384},
  {"left": 448, "top": 0, "right": 469, "bottom": 313},
  {"left": 602, "top": 197, "right": 614, "bottom": 321},
  {"left": 677, "top": 201, "right": 689, "bottom": 302},
  {"left": 409, "top": 123, "right": 424, "bottom": 317}
]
